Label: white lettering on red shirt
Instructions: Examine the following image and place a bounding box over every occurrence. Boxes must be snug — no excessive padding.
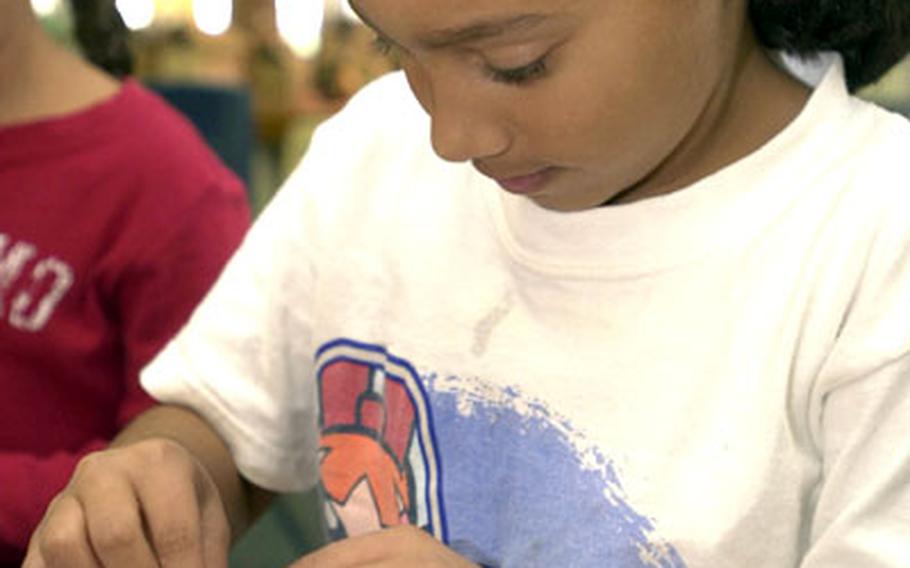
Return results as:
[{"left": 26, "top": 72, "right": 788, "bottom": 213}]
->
[{"left": 0, "top": 233, "right": 74, "bottom": 332}]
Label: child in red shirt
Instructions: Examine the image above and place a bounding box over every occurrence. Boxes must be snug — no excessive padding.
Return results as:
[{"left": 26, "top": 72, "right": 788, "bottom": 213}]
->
[{"left": 0, "top": 1, "right": 250, "bottom": 564}]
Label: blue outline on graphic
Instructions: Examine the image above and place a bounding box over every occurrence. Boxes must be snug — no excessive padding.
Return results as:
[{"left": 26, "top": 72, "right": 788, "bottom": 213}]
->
[{"left": 315, "top": 338, "right": 449, "bottom": 543}]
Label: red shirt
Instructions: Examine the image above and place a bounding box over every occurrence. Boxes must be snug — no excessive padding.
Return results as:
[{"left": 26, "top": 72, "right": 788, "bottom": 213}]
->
[{"left": 0, "top": 80, "right": 251, "bottom": 564}]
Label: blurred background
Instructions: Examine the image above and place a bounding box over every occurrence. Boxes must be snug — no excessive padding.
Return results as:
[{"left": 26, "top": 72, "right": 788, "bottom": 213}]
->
[
  {"left": 35, "top": 0, "right": 397, "bottom": 216},
  {"left": 28, "top": 0, "right": 910, "bottom": 565},
  {"left": 32, "top": 0, "right": 910, "bottom": 217}
]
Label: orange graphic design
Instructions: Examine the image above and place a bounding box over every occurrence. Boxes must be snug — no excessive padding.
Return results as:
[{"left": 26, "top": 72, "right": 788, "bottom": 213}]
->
[{"left": 315, "top": 342, "right": 445, "bottom": 540}]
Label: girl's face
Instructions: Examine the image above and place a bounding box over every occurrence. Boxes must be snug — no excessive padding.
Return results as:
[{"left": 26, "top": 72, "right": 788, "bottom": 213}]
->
[{"left": 352, "top": 0, "right": 791, "bottom": 212}]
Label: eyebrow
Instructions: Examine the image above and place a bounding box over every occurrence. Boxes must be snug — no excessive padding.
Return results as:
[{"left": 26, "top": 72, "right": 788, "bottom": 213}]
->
[
  {"left": 349, "top": 2, "right": 551, "bottom": 50},
  {"left": 419, "top": 14, "right": 551, "bottom": 49}
]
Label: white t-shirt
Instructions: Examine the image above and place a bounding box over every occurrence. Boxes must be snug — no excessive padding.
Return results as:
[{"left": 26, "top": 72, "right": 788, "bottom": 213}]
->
[{"left": 143, "top": 60, "right": 910, "bottom": 567}]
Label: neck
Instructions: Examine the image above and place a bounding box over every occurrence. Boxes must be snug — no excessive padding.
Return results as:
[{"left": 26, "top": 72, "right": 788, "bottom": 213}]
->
[
  {"left": 610, "top": 23, "right": 811, "bottom": 206},
  {"left": 0, "top": 2, "right": 43, "bottom": 85},
  {"left": 0, "top": 2, "right": 120, "bottom": 127}
]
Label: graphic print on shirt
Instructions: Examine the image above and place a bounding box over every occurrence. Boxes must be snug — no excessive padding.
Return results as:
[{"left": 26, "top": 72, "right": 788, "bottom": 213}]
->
[
  {"left": 316, "top": 339, "right": 687, "bottom": 567},
  {"left": 316, "top": 339, "right": 447, "bottom": 541},
  {"left": 0, "top": 232, "right": 73, "bottom": 333}
]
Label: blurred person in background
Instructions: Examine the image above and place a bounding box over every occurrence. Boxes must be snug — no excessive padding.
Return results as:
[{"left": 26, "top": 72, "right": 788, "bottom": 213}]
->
[
  {"left": 313, "top": 18, "right": 396, "bottom": 103},
  {"left": 0, "top": 0, "right": 250, "bottom": 564}
]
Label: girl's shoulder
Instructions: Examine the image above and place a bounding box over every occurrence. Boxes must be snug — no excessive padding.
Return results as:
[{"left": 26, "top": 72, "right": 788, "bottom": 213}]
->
[
  {"left": 292, "top": 71, "right": 444, "bottom": 195},
  {"left": 789, "top": 57, "right": 910, "bottom": 198},
  {"left": 317, "top": 71, "right": 429, "bottom": 151},
  {"left": 839, "top": 95, "right": 910, "bottom": 194}
]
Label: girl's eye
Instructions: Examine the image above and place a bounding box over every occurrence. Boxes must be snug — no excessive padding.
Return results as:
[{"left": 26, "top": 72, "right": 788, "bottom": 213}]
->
[{"left": 485, "top": 57, "right": 548, "bottom": 86}]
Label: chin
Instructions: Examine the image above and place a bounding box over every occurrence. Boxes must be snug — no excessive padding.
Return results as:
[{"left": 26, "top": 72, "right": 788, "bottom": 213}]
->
[
  {"left": 529, "top": 196, "right": 579, "bottom": 212},
  {"left": 529, "top": 187, "right": 614, "bottom": 212}
]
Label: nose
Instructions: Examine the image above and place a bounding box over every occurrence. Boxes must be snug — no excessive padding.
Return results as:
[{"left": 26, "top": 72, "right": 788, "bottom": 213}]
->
[{"left": 421, "top": 74, "right": 511, "bottom": 163}]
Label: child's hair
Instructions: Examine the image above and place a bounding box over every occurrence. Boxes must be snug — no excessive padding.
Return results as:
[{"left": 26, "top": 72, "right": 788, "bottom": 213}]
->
[
  {"left": 750, "top": 0, "right": 910, "bottom": 92},
  {"left": 68, "top": 0, "right": 132, "bottom": 77}
]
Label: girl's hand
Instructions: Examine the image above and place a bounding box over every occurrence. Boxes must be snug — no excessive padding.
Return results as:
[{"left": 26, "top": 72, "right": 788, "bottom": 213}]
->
[
  {"left": 22, "top": 438, "right": 231, "bottom": 568},
  {"left": 288, "top": 525, "right": 479, "bottom": 568}
]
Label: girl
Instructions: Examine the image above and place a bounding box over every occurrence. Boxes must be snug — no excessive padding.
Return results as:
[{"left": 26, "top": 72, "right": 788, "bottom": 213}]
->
[
  {"left": 0, "top": 1, "right": 249, "bottom": 564},
  {"left": 25, "top": 0, "right": 910, "bottom": 566}
]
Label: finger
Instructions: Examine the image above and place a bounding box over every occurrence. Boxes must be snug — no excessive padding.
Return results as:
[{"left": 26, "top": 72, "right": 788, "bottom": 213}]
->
[
  {"left": 22, "top": 516, "right": 50, "bottom": 568},
  {"left": 288, "top": 531, "right": 387, "bottom": 568},
  {"left": 77, "top": 460, "right": 159, "bottom": 568},
  {"left": 32, "top": 495, "right": 102, "bottom": 568},
  {"left": 289, "top": 526, "right": 473, "bottom": 568},
  {"left": 22, "top": 497, "right": 52, "bottom": 568},
  {"left": 199, "top": 478, "right": 232, "bottom": 568},
  {"left": 20, "top": 547, "right": 45, "bottom": 568},
  {"left": 132, "top": 443, "right": 208, "bottom": 568}
]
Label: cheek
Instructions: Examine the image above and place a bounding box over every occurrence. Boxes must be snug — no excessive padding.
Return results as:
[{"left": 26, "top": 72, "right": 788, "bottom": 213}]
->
[
  {"left": 522, "top": 33, "right": 715, "bottom": 174},
  {"left": 509, "top": 69, "right": 658, "bottom": 171},
  {"left": 401, "top": 60, "right": 434, "bottom": 116}
]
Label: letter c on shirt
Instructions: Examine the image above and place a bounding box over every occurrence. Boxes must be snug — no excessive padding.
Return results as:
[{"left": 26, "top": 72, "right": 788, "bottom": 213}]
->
[{"left": 9, "top": 258, "right": 74, "bottom": 332}]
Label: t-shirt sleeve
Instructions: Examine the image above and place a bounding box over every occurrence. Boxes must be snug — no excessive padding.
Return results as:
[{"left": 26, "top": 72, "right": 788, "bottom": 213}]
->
[
  {"left": 802, "top": 196, "right": 910, "bottom": 567},
  {"left": 140, "top": 72, "right": 432, "bottom": 493},
  {"left": 139, "top": 124, "right": 342, "bottom": 494}
]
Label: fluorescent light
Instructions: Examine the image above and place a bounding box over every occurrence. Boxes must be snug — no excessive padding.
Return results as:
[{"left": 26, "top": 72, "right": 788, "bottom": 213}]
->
[
  {"left": 194, "top": 0, "right": 232, "bottom": 36},
  {"left": 30, "top": 0, "right": 61, "bottom": 17},
  {"left": 275, "top": 0, "right": 323, "bottom": 58},
  {"left": 115, "top": 0, "right": 155, "bottom": 31}
]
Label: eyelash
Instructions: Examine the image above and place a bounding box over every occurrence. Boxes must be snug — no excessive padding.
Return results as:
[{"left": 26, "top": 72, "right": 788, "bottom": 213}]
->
[
  {"left": 371, "top": 35, "right": 549, "bottom": 86},
  {"left": 485, "top": 57, "right": 548, "bottom": 86}
]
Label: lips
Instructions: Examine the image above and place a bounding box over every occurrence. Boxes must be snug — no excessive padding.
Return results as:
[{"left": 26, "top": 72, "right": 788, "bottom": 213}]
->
[{"left": 475, "top": 164, "right": 557, "bottom": 196}]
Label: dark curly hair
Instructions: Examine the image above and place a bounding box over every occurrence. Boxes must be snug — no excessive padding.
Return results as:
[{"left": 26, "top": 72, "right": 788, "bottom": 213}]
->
[
  {"left": 69, "top": 0, "right": 133, "bottom": 77},
  {"left": 750, "top": 0, "right": 910, "bottom": 92}
]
